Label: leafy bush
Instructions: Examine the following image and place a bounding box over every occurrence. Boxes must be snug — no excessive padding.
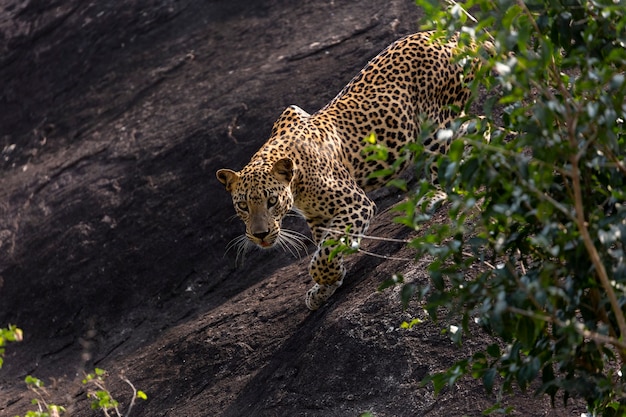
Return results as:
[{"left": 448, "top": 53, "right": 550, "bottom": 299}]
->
[
  {"left": 378, "top": 0, "right": 625, "bottom": 414},
  {"left": 82, "top": 368, "right": 147, "bottom": 417},
  {"left": 2, "top": 324, "right": 146, "bottom": 416},
  {"left": 0, "top": 324, "right": 23, "bottom": 369},
  {"left": 18, "top": 375, "right": 66, "bottom": 417},
  {"left": 13, "top": 369, "right": 147, "bottom": 417}
]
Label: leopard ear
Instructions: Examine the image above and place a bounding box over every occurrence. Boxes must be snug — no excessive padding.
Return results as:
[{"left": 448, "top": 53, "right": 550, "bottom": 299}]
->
[
  {"left": 216, "top": 169, "right": 239, "bottom": 192},
  {"left": 271, "top": 158, "right": 294, "bottom": 184},
  {"left": 276, "top": 105, "right": 310, "bottom": 124}
]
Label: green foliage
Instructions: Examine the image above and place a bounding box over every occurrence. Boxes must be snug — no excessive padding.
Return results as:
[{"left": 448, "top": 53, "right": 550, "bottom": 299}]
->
[
  {"left": 400, "top": 317, "right": 424, "bottom": 329},
  {"left": 14, "top": 367, "right": 146, "bottom": 417},
  {"left": 377, "top": 0, "right": 626, "bottom": 414},
  {"left": 83, "top": 369, "right": 120, "bottom": 412},
  {"left": 3, "top": 326, "right": 144, "bottom": 416},
  {"left": 0, "top": 324, "right": 23, "bottom": 369},
  {"left": 323, "top": 225, "right": 360, "bottom": 262},
  {"left": 18, "top": 408, "right": 65, "bottom": 417},
  {"left": 83, "top": 368, "right": 147, "bottom": 417},
  {"left": 14, "top": 375, "right": 67, "bottom": 417}
]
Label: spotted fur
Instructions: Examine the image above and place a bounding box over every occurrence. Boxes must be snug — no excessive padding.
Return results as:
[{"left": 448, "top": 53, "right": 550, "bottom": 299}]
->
[{"left": 217, "top": 32, "right": 473, "bottom": 310}]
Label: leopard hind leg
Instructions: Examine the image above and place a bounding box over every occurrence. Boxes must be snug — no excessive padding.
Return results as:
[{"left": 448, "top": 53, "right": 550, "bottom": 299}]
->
[
  {"left": 417, "top": 117, "right": 489, "bottom": 213},
  {"left": 418, "top": 127, "right": 454, "bottom": 213}
]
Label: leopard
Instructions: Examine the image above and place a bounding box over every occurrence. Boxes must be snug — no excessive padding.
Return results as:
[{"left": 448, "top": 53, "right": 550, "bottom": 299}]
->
[{"left": 217, "top": 31, "right": 475, "bottom": 310}]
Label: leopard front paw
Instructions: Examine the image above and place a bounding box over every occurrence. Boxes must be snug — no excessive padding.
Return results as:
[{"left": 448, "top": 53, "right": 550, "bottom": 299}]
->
[{"left": 305, "top": 280, "right": 343, "bottom": 311}]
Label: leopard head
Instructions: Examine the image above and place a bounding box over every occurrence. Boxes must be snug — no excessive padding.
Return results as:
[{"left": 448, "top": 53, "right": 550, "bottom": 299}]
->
[{"left": 217, "top": 158, "right": 295, "bottom": 248}]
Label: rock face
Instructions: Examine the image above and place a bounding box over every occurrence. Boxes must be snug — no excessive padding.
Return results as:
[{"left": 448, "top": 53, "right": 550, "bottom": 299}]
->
[{"left": 0, "top": 1, "right": 581, "bottom": 416}]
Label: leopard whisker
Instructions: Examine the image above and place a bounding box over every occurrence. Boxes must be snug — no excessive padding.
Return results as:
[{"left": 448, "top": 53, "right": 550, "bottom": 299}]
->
[
  {"left": 285, "top": 211, "right": 305, "bottom": 219},
  {"left": 277, "top": 237, "right": 300, "bottom": 259},
  {"left": 285, "top": 228, "right": 314, "bottom": 244},
  {"left": 283, "top": 229, "right": 314, "bottom": 249},
  {"left": 225, "top": 234, "right": 252, "bottom": 266},
  {"left": 277, "top": 229, "right": 312, "bottom": 259}
]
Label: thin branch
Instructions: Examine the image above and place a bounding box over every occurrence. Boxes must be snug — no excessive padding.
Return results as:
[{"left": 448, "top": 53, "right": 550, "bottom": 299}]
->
[
  {"left": 516, "top": 249, "right": 527, "bottom": 276},
  {"left": 122, "top": 377, "right": 138, "bottom": 417},
  {"left": 445, "top": 0, "right": 478, "bottom": 22},
  {"left": 357, "top": 248, "right": 413, "bottom": 262},
  {"left": 570, "top": 155, "right": 626, "bottom": 357},
  {"left": 444, "top": 0, "right": 497, "bottom": 44},
  {"left": 462, "top": 251, "right": 496, "bottom": 270},
  {"left": 318, "top": 227, "right": 412, "bottom": 244},
  {"left": 600, "top": 144, "right": 626, "bottom": 176}
]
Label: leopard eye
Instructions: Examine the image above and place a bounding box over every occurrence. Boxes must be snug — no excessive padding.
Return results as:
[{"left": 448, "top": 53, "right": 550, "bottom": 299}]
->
[
  {"left": 267, "top": 196, "right": 278, "bottom": 208},
  {"left": 236, "top": 201, "right": 249, "bottom": 212}
]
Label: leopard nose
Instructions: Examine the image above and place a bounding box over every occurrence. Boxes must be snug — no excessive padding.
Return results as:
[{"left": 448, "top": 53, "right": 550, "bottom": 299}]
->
[{"left": 253, "top": 230, "right": 270, "bottom": 240}]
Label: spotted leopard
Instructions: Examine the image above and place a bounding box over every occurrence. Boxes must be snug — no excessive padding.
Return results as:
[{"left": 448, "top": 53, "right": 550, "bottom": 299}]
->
[{"left": 217, "top": 31, "right": 474, "bottom": 310}]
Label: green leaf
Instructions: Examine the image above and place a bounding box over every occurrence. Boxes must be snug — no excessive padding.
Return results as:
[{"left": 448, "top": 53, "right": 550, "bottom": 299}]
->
[
  {"left": 421, "top": 372, "right": 449, "bottom": 395},
  {"left": 486, "top": 343, "right": 501, "bottom": 358},
  {"left": 386, "top": 178, "right": 408, "bottom": 191},
  {"left": 447, "top": 139, "right": 465, "bottom": 162},
  {"left": 400, "top": 283, "right": 417, "bottom": 309},
  {"left": 363, "top": 132, "right": 377, "bottom": 144},
  {"left": 429, "top": 269, "right": 444, "bottom": 292},
  {"left": 483, "top": 368, "right": 497, "bottom": 394},
  {"left": 516, "top": 316, "right": 537, "bottom": 347},
  {"left": 25, "top": 375, "right": 44, "bottom": 388},
  {"left": 400, "top": 318, "right": 424, "bottom": 329}
]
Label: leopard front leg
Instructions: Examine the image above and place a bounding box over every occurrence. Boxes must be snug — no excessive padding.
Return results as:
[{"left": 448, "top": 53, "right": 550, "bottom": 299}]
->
[
  {"left": 305, "top": 194, "right": 376, "bottom": 310},
  {"left": 305, "top": 245, "right": 346, "bottom": 310}
]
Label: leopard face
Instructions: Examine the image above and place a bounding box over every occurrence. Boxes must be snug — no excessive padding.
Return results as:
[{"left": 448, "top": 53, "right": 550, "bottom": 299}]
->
[{"left": 217, "top": 158, "right": 295, "bottom": 248}]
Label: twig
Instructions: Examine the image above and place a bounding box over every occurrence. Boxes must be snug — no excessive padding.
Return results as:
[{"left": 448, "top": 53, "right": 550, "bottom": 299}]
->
[
  {"left": 461, "top": 251, "right": 496, "bottom": 270},
  {"left": 122, "top": 377, "right": 138, "bottom": 417},
  {"left": 445, "top": 0, "right": 478, "bottom": 22},
  {"left": 318, "top": 227, "right": 411, "bottom": 244},
  {"left": 357, "top": 248, "right": 413, "bottom": 262},
  {"left": 571, "top": 153, "right": 626, "bottom": 358}
]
